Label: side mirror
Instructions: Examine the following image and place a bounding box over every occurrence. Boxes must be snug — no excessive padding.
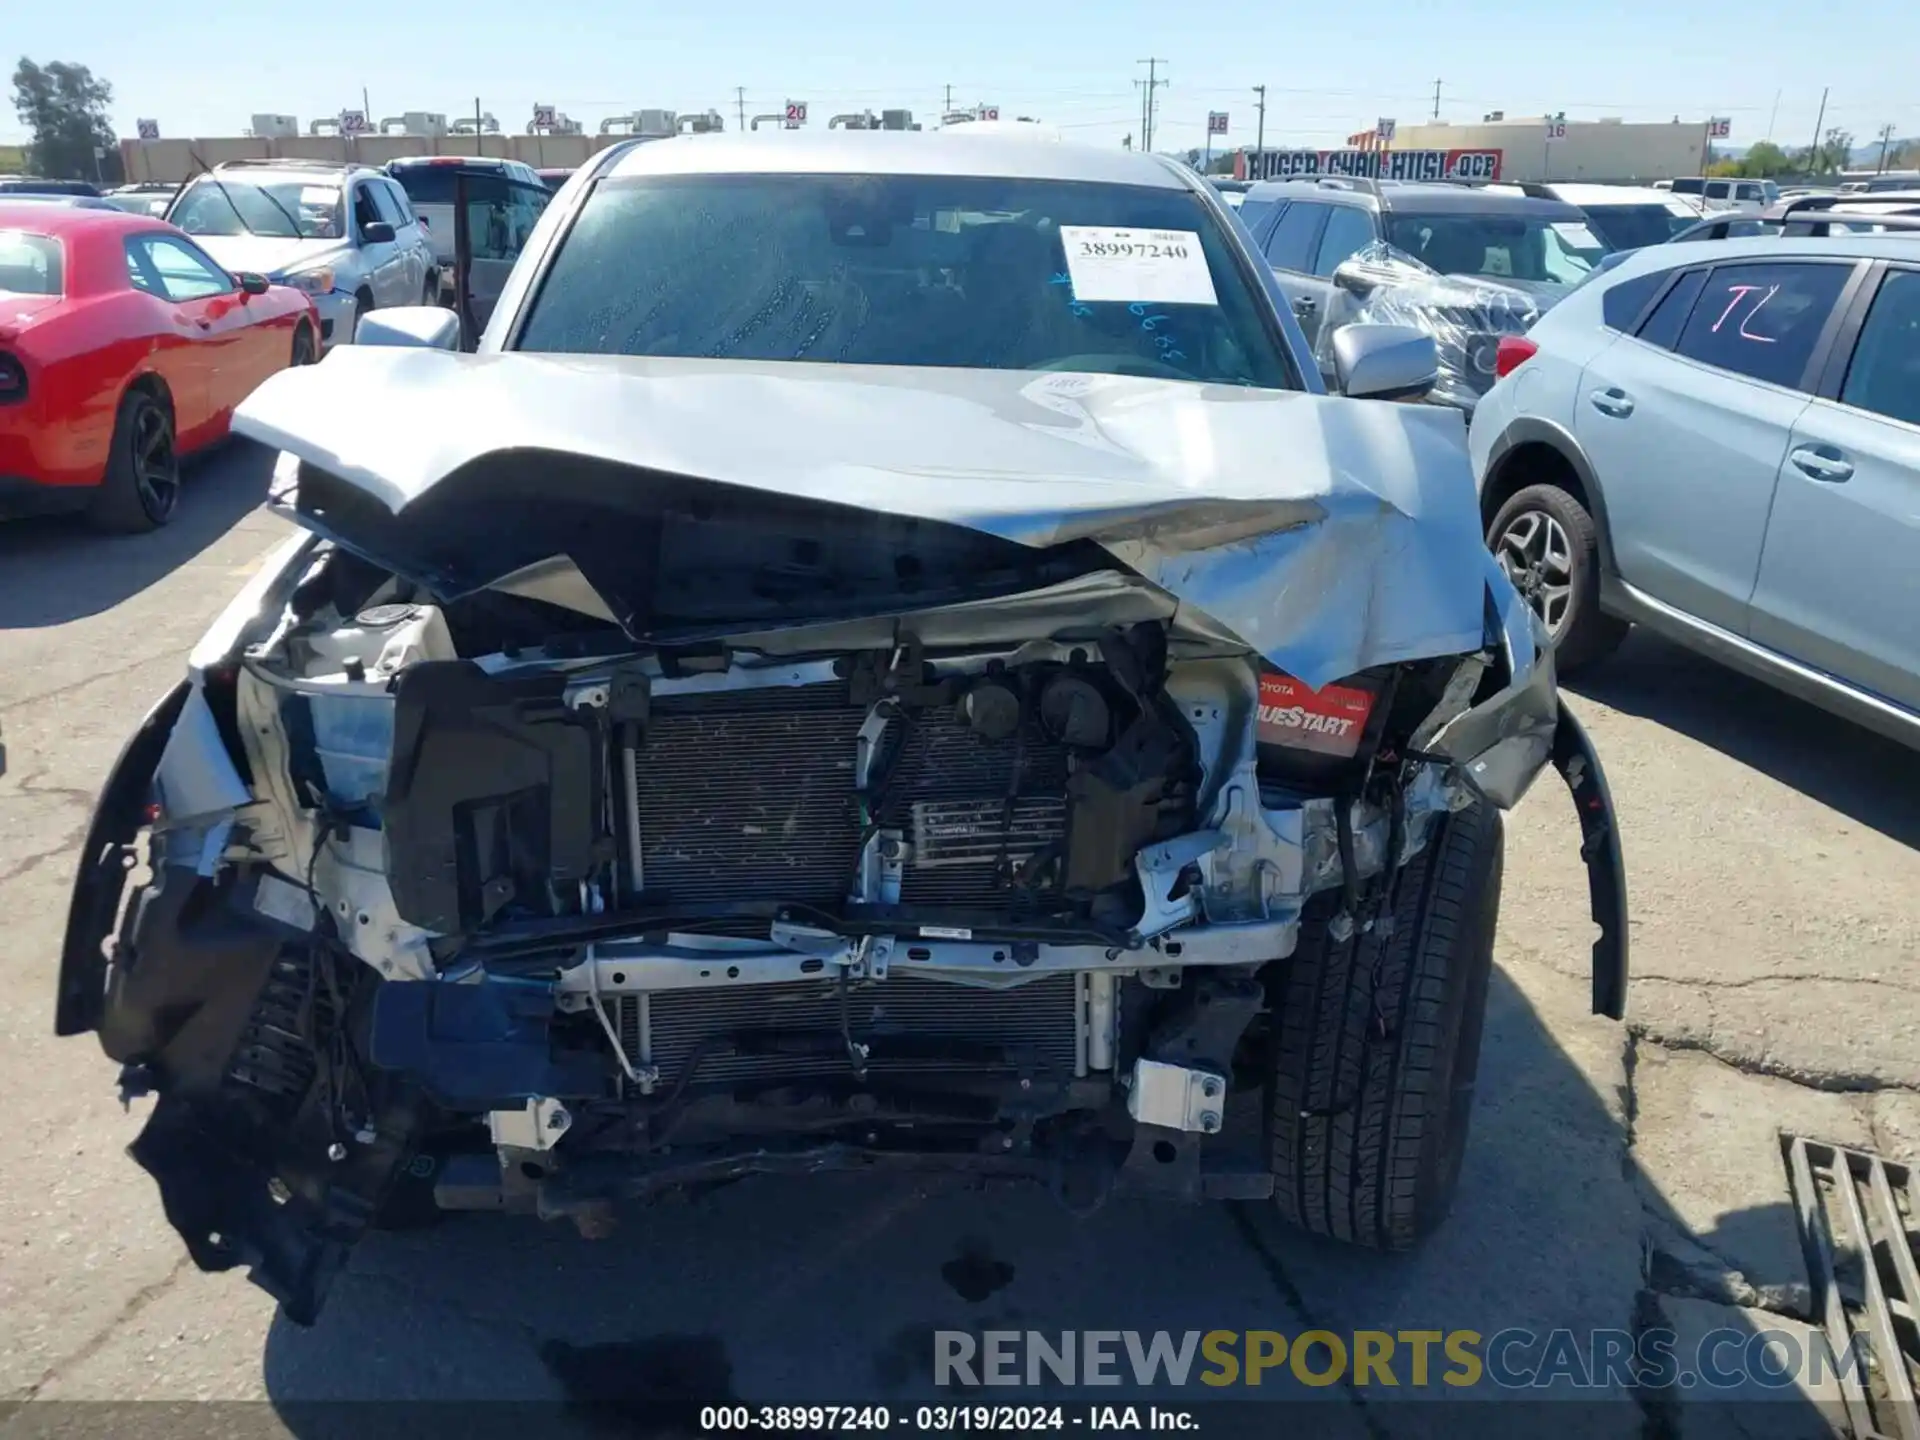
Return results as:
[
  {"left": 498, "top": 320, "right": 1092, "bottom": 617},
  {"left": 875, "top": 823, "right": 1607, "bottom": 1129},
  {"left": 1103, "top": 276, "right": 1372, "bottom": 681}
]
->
[
  {"left": 1331, "top": 323, "right": 1439, "bottom": 402},
  {"left": 354, "top": 305, "right": 459, "bottom": 351},
  {"left": 1331, "top": 260, "right": 1378, "bottom": 297},
  {"left": 234, "top": 271, "right": 269, "bottom": 296},
  {"left": 361, "top": 220, "right": 397, "bottom": 245}
]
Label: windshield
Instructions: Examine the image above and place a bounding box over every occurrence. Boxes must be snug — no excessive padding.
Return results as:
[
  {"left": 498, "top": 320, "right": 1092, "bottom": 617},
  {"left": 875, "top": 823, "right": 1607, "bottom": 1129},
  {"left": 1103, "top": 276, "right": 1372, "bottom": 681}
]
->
[
  {"left": 101, "top": 192, "right": 171, "bottom": 217},
  {"left": 514, "top": 173, "right": 1292, "bottom": 387},
  {"left": 0, "top": 230, "right": 61, "bottom": 295},
  {"left": 1383, "top": 212, "right": 1610, "bottom": 286},
  {"left": 1579, "top": 204, "right": 1703, "bottom": 250},
  {"left": 168, "top": 177, "right": 343, "bottom": 239}
]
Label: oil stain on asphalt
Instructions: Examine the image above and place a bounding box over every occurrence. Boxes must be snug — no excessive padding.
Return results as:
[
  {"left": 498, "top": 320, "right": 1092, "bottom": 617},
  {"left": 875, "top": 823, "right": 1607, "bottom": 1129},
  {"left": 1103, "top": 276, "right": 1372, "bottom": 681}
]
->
[{"left": 940, "top": 1237, "right": 1016, "bottom": 1303}]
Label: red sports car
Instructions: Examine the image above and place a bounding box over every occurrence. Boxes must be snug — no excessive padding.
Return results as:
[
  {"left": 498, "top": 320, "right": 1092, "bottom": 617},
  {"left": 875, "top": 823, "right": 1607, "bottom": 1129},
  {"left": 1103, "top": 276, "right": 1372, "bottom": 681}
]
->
[{"left": 0, "top": 202, "right": 318, "bottom": 531}]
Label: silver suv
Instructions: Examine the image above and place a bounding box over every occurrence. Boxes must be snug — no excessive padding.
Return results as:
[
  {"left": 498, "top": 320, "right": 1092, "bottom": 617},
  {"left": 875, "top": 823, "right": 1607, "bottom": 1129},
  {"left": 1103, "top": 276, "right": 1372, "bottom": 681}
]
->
[
  {"left": 1470, "top": 198, "right": 1920, "bottom": 746},
  {"left": 1238, "top": 177, "right": 1612, "bottom": 412},
  {"left": 165, "top": 160, "right": 437, "bottom": 349}
]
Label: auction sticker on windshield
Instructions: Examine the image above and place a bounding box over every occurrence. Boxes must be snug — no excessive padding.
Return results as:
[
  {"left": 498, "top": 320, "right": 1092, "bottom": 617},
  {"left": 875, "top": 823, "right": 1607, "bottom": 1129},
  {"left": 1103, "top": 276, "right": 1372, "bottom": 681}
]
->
[{"left": 1058, "top": 226, "right": 1218, "bottom": 305}]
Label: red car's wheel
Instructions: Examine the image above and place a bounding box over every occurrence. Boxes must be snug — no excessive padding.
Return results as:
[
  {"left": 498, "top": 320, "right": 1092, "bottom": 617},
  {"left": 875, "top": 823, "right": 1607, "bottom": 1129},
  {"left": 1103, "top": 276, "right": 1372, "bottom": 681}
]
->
[{"left": 88, "top": 387, "right": 179, "bottom": 533}]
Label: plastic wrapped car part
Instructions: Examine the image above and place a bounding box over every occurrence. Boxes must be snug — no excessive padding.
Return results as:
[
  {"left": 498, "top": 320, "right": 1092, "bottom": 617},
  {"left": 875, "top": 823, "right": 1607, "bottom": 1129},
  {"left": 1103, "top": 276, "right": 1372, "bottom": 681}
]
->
[{"left": 1317, "top": 241, "right": 1542, "bottom": 411}]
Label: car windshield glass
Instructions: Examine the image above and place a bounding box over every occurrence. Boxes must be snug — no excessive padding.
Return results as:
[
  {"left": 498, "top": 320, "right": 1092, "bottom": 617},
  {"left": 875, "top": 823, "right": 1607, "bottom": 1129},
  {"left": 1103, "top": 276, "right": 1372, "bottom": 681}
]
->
[
  {"left": 1580, "top": 204, "right": 1701, "bottom": 250},
  {"left": 0, "top": 230, "right": 60, "bottom": 295},
  {"left": 169, "top": 178, "right": 342, "bottom": 239},
  {"left": 1383, "top": 212, "right": 1608, "bottom": 285},
  {"left": 515, "top": 173, "right": 1293, "bottom": 387}
]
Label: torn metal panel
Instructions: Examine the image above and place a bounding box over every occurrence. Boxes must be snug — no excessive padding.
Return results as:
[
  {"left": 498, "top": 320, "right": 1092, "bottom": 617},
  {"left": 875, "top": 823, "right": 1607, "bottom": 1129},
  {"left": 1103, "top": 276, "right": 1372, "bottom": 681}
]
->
[{"left": 233, "top": 349, "right": 1492, "bottom": 689}]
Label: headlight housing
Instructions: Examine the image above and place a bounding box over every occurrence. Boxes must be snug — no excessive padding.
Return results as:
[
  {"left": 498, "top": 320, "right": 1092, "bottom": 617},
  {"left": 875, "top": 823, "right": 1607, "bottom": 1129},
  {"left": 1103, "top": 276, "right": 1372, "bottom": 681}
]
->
[{"left": 274, "top": 267, "right": 336, "bottom": 296}]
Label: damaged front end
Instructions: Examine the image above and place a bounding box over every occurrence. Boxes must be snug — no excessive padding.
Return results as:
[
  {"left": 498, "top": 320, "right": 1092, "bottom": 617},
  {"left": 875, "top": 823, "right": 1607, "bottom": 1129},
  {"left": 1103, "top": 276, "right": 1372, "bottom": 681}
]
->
[{"left": 59, "top": 391, "right": 1626, "bottom": 1323}]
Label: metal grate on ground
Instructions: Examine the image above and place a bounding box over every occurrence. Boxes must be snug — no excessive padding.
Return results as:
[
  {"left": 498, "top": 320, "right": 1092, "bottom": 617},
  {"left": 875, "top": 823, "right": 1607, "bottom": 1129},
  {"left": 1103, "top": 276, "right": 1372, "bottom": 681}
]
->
[{"left": 1784, "top": 1135, "right": 1920, "bottom": 1440}]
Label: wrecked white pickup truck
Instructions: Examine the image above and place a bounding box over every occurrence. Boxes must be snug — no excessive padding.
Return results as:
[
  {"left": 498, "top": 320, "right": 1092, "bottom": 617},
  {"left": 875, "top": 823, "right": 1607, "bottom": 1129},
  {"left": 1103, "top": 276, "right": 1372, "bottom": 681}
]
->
[{"left": 56, "top": 133, "right": 1626, "bottom": 1323}]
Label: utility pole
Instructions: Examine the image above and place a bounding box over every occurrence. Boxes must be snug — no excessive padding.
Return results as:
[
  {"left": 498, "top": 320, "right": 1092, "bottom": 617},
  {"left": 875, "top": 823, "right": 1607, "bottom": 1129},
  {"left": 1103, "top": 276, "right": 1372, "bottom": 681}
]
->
[
  {"left": 944, "top": 84, "right": 953, "bottom": 115},
  {"left": 362, "top": 86, "right": 371, "bottom": 124},
  {"left": 1432, "top": 78, "right": 1442, "bottom": 121},
  {"left": 1877, "top": 122, "right": 1897, "bottom": 173},
  {"left": 1253, "top": 84, "right": 1266, "bottom": 156},
  {"left": 736, "top": 87, "right": 746, "bottom": 132},
  {"left": 1765, "top": 88, "right": 1782, "bottom": 142},
  {"left": 1136, "top": 59, "right": 1168, "bottom": 153},
  {"left": 1802, "top": 87, "right": 1830, "bottom": 176}
]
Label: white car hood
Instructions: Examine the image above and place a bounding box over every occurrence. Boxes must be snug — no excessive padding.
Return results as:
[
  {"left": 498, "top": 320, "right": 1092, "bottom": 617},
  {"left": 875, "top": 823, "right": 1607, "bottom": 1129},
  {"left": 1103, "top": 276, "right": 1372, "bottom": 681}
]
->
[
  {"left": 234, "top": 348, "right": 1498, "bottom": 688},
  {"left": 187, "top": 234, "right": 346, "bottom": 278}
]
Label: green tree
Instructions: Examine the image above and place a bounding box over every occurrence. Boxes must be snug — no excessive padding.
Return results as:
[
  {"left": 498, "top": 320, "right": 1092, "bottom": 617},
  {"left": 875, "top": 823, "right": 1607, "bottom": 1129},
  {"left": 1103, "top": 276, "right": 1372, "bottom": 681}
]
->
[
  {"left": 10, "top": 58, "right": 118, "bottom": 181},
  {"left": 1802, "top": 127, "right": 1854, "bottom": 177},
  {"left": 1737, "top": 141, "right": 1792, "bottom": 178}
]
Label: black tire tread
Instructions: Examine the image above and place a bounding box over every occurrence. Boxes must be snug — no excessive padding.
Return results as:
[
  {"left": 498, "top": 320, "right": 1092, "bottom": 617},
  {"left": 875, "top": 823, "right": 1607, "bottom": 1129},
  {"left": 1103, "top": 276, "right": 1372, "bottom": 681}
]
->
[
  {"left": 1488, "top": 483, "right": 1628, "bottom": 674},
  {"left": 1268, "top": 801, "right": 1503, "bottom": 1251}
]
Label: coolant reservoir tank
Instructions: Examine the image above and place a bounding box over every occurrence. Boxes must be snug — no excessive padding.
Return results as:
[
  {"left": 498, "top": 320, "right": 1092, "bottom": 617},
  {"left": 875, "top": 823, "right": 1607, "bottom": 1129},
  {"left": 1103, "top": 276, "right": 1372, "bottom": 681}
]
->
[
  {"left": 303, "top": 603, "right": 457, "bottom": 682},
  {"left": 305, "top": 605, "right": 457, "bottom": 816}
]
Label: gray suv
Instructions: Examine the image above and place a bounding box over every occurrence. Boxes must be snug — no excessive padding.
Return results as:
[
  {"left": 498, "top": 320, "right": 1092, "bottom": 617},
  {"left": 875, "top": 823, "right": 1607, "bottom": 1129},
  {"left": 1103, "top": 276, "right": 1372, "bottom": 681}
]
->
[
  {"left": 1238, "top": 178, "right": 1613, "bottom": 411},
  {"left": 166, "top": 160, "right": 437, "bottom": 349}
]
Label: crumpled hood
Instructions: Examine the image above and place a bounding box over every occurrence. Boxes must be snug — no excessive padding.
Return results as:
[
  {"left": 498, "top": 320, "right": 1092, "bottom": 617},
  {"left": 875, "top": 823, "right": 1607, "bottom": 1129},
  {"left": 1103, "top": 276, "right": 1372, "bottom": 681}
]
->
[
  {"left": 187, "top": 234, "right": 345, "bottom": 280},
  {"left": 234, "top": 348, "right": 1500, "bottom": 688}
]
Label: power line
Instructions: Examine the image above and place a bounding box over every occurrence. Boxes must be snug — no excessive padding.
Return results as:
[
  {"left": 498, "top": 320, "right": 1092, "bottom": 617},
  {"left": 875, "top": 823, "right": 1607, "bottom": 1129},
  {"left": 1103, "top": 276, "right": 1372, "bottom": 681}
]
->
[{"left": 1136, "top": 59, "right": 1168, "bottom": 152}]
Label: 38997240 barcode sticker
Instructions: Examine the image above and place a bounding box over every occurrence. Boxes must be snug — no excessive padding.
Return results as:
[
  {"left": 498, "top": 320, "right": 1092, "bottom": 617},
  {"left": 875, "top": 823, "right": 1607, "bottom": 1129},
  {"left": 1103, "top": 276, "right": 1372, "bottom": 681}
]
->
[{"left": 1057, "top": 226, "right": 1219, "bottom": 306}]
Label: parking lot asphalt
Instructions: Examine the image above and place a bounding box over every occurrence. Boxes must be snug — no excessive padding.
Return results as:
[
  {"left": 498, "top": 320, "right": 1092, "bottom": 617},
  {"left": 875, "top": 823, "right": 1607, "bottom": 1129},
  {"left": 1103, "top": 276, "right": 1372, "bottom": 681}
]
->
[{"left": 1, "top": 440, "right": 1916, "bottom": 1435}]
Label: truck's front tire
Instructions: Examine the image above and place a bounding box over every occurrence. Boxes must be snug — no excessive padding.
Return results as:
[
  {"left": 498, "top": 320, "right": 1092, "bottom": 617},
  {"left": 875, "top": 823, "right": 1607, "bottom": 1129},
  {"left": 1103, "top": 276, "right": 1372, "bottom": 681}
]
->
[{"left": 1265, "top": 800, "right": 1502, "bottom": 1250}]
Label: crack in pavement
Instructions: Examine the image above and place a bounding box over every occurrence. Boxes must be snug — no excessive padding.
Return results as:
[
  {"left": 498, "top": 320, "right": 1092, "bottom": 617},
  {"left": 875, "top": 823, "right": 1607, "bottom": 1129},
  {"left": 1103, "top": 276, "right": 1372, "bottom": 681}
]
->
[
  {"left": 0, "top": 652, "right": 174, "bottom": 718},
  {"left": 0, "top": 819, "right": 90, "bottom": 889},
  {"left": 1225, "top": 1203, "right": 1392, "bottom": 1440},
  {"left": 1635, "top": 972, "right": 1920, "bottom": 996},
  {"left": 8, "top": 1254, "right": 195, "bottom": 1403},
  {"left": 1627, "top": 1023, "right": 1920, "bottom": 1094}
]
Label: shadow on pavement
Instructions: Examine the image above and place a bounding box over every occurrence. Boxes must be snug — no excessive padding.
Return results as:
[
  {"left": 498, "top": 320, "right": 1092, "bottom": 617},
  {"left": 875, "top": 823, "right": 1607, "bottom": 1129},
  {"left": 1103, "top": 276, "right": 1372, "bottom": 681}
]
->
[
  {"left": 0, "top": 440, "right": 275, "bottom": 631},
  {"left": 256, "top": 966, "right": 1837, "bottom": 1438},
  {"left": 1571, "top": 629, "right": 1920, "bottom": 850}
]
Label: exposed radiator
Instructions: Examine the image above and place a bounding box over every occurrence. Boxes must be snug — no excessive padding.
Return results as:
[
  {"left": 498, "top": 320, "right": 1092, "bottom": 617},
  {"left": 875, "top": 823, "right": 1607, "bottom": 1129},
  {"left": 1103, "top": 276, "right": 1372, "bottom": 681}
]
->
[
  {"left": 633, "top": 685, "right": 866, "bottom": 909},
  {"left": 880, "top": 706, "right": 1070, "bottom": 907},
  {"left": 628, "top": 682, "right": 1072, "bottom": 915},
  {"left": 617, "top": 974, "right": 1082, "bottom": 1088}
]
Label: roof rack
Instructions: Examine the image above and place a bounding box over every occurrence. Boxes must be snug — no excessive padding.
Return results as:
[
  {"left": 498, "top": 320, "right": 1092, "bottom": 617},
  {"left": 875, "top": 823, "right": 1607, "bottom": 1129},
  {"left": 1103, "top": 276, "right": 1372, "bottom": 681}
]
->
[
  {"left": 1670, "top": 192, "right": 1920, "bottom": 243},
  {"left": 1308, "top": 175, "right": 1382, "bottom": 197},
  {"left": 214, "top": 157, "right": 356, "bottom": 172}
]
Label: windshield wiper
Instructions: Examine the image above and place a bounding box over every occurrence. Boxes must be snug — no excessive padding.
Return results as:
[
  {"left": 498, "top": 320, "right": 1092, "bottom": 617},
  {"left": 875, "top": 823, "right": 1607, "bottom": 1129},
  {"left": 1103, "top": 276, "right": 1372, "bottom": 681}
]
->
[
  {"left": 191, "top": 173, "right": 307, "bottom": 239},
  {"left": 248, "top": 182, "right": 310, "bottom": 240},
  {"left": 193, "top": 171, "right": 259, "bottom": 236}
]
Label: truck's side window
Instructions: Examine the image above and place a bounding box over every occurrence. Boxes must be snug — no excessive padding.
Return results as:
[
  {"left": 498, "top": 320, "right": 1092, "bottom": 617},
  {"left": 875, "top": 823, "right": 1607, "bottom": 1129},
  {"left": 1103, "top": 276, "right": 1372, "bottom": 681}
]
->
[
  {"left": 1636, "top": 269, "right": 1707, "bottom": 350},
  {"left": 1673, "top": 262, "right": 1851, "bottom": 389},
  {"left": 1312, "top": 205, "right": 1375, "bottom": 277},
  {"left": 1601, "top": 269, "right": 1669, "bottom": 332},
  {"left": 1839, "top": 270, "right": 1920, "bottom": 427},
  {"left": 1262, "top": 202, "right": 1324, "bottom": 274},
  {"left": 1236, "top": 198, "right": 1278, "bottom": 236}
]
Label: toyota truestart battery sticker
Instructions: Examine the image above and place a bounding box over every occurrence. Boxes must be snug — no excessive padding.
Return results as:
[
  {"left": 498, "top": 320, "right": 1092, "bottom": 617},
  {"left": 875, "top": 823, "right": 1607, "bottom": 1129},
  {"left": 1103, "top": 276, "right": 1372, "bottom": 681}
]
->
[
  {"left": 1257, "top": 675, "right": 1376, "bottom": 757},
  {"left": 1057, "top": 226, "right": 1219, "bottom": 306}
]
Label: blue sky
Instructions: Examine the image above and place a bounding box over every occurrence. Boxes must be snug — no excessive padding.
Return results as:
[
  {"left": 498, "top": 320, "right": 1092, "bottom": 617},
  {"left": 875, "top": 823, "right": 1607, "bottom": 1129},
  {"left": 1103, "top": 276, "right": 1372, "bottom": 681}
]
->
[{"left": 8, "top": 0, "right": 1917, "bottom": 155}]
